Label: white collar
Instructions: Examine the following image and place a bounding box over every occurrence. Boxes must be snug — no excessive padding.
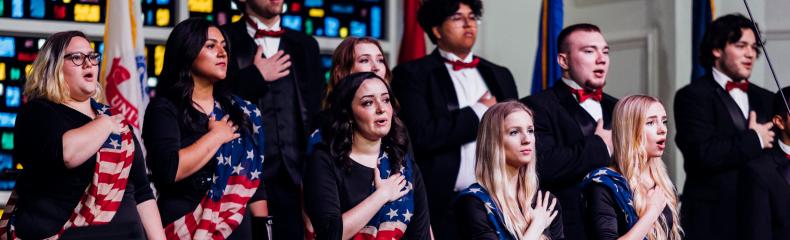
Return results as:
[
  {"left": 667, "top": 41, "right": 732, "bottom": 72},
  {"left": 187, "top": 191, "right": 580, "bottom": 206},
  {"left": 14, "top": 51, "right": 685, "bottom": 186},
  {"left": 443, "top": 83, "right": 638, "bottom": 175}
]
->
[
  {"left": 562, "top": 78, "right": 583, "bottom": 90},
  {"left": 438, "top": 48, "right": 475, "bottom": 63},
  {"left": 711, "top": 67, "right": 742, "bottom": 90},
  {"left": 247, "top": 15, "right": 281, "bottom": 31},
  {"left": 779, "top": 139, "right": 790, "bottom": 156}
]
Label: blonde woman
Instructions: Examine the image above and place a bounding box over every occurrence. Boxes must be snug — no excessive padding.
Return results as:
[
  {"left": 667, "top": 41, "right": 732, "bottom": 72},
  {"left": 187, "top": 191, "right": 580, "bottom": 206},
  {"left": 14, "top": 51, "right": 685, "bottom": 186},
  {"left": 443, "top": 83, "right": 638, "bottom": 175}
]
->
[
  {"left": 454, "top": 101, "right": 563, "bottom": 240},
  {"left": 580, "top": 95, "right": 682, "bottom": 240},
  {"left": 0, "top": 31, "right": 164, "bottom": 239}
]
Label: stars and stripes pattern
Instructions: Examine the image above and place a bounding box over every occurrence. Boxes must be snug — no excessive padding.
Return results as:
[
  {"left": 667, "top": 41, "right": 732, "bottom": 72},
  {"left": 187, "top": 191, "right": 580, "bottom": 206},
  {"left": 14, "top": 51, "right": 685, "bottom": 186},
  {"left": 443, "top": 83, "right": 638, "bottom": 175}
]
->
[
  {"left": 164, "top": 96, "right": 265, "bottom": 239},
  {"left": 457, "top": 183, "right": 514, "bottom": 240},
  {"left": 580, "top": 167, "right": 640, "bottom": 229},
  {"left": 0, "top": 99, "right": 136, "bottom": 240},
  {"left": 354, "top": 152, "right": 415, "bottom": 240}
]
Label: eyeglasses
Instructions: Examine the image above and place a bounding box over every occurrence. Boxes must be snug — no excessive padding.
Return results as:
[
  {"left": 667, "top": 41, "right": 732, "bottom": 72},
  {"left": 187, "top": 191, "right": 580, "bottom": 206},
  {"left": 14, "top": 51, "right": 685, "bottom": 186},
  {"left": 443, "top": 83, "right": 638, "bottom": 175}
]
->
[
  {"left": 64, "top": 52, "right": 101, "bottom": 66},
  {"left": 448, "top": 14, "right": 481, "bottom": 26}
]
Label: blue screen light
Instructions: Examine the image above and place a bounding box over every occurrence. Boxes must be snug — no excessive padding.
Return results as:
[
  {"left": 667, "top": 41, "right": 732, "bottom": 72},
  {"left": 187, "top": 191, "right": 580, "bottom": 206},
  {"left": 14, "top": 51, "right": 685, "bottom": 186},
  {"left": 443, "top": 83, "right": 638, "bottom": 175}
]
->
[
  {"left": 304, "top": 0, "right": 323, "bottom": 8},
  {"left": 0, "top": 112, "right": 16, "bottom": 128},
  {"left": 282, "top": 15, "right": 302, "bottom": 31},
  {"left": 324, "top": 17, "right": 339, "bottom": 37},
  {"left": 371, "top": 6, "right": 382, "bottom": 38},
  {"left": 5, "top": 86, "right": 20, "bottom": 108},
  {"left": 330, "top": 4, "right": 353, "bottom": 14},
  {"left": 350, "top": 21, "right": 366, "bottom": 37},
  {"left": 0, "top": 37, "right": 15, "bottom": 58}
]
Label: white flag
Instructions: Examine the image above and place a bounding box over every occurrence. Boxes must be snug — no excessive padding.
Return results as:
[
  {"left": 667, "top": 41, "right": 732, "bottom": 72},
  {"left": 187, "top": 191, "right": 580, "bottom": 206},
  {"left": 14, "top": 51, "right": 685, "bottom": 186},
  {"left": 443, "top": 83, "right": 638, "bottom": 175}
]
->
[{"left": 101, "top": 0, "right": 149, "bottom": 139}]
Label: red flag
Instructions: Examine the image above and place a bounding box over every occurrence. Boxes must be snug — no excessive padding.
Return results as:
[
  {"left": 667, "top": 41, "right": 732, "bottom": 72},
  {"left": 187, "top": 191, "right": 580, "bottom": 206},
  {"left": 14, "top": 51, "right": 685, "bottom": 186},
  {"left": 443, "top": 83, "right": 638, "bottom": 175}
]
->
[{"left": 397, "top": 0, "right": 426, "bottom": 64}]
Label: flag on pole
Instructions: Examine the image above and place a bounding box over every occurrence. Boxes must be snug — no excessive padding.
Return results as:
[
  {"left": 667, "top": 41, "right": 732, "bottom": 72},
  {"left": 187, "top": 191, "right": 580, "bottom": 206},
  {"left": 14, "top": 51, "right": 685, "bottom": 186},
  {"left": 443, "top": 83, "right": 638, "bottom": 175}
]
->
[
  {"left": 101, "top": 0, "right": 149, "bottom": 140},
  {"left": 531, "top": 0, "right": 563, "bottom": 94},
  {"left": 397, "top": 0, "right": 426, "bottom": 64},
  {"left": 691, "top": 0, "right": 714, "bottom": 81}
]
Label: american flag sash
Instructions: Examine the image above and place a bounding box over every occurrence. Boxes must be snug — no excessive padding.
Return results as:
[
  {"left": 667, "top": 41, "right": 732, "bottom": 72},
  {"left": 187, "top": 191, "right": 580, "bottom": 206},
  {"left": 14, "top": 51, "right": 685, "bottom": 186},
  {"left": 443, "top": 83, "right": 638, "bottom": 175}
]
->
[
  {"left": 353, "top": 152, "right": 415, "bottom": 240},
  {"left": 164, "top": 96, "right": 265, "bottom": 239},
  {"left": 0, "top": 99, "right": 136, "bottom": 240},
  {"left": 457, "top": 183, "right": 514, "bottom": 240}
]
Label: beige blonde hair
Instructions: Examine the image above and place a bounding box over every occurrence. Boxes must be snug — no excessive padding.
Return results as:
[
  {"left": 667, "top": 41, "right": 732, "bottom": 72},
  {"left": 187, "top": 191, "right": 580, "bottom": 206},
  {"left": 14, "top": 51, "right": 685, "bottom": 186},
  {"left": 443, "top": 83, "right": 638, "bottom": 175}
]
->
[
  {"left": 611, "top": 95, "right": 683, "bottom": 240},
  {"left": 475, "top": 100, "right": 546, "bottom": 239},
  {"left": 25, "top": 31, "right": 102, "bottom": 103}
]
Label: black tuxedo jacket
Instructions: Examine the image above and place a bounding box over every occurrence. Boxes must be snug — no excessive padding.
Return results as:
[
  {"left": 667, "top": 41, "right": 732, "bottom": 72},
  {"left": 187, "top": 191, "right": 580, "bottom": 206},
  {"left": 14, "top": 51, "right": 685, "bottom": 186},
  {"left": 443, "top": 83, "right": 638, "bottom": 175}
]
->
[
  {"left": 222, "top": 20, "right": 325, "bottom": 184},
  {"left": 738, "top": 146, "right": 790, "bottom": 240},
  {"left": 391, "top": 49, "right": 518, "bottom": 240},
  {"left": 520, "top": 82, "right": 616, "bottom": 240},
  {"left": 674, "top": 74, "right": 774, "bottom": 240}
]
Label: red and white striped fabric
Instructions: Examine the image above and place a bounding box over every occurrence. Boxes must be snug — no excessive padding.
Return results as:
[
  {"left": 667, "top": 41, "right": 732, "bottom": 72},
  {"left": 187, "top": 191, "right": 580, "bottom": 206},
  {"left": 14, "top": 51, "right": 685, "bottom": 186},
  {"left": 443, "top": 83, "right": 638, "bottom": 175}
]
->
[
  {"left": 57, "top": 129, "right": 136, "bottom": 234},
  {"left": 0, "top": 113, "right": 136, "bottom": 240},
  {"left": 163, "top": 97, "right": 265, "bottom": 239},
  {"left": 163, "top": 176, "right": 260, "bottom": 239}
]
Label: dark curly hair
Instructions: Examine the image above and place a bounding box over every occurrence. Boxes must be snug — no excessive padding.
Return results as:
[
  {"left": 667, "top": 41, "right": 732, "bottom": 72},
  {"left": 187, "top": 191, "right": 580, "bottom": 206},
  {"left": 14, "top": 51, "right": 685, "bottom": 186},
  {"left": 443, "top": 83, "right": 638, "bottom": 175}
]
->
[
  {"left": 418, "top": 0, "right": 483, "bottom": 44},
  {"left": 321, "top": 72, "right": 410, "bottom": 174},
  {"left": 700, "top": 14, "right": 761, "bottom": 69},
  {"left": 156, "top": 18, "right": 251, "bottom": 134}
]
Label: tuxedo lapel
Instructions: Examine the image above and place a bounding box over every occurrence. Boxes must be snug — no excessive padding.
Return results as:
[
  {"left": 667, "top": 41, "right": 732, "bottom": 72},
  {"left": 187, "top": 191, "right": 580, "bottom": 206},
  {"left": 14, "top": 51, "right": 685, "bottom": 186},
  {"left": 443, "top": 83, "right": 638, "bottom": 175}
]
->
[
  {"left": 710, "top": 78, "right": 747, "bottom": 131},
  {"left": 230, "top": 21, "right": 256, "bottom": 69},
  {"left": 279, "top": 30, "right": 310, "bottom": 136},
  {"left": 428, "top": 51, "right": 461, "bottom": 112},
  {"left": 601, "top": 94, "right": 616, "bottom": 129},
  {"left": 554, "top": 83, "right": 596, "bottom": 136},
  {"left": 747, "top": 84, "right": 769, "bottom": 123},
  {"left": 771, "top": 148, "right": 790, "bottom": 188},
  {"left": 477, "top": 62, "right": 503, "bottom": 100}
]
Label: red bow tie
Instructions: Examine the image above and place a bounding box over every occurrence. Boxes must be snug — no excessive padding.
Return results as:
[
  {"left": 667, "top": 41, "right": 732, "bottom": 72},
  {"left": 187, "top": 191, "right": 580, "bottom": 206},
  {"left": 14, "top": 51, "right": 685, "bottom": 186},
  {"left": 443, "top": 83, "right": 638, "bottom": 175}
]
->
[
  {"left": 785, "top": 154, "right": 790, "bottom": 160},
  {"left": 570, "top": 87, "right": 603, "bottom": 103},
  {"left": 725, "top": 80, "right": 749, "bottom": 92},
  {"left": 445, "top": 57, "right": 480, "bottom": 71},
  {"left": 246, "top": 17, "right": 285, "bottom": 38}
]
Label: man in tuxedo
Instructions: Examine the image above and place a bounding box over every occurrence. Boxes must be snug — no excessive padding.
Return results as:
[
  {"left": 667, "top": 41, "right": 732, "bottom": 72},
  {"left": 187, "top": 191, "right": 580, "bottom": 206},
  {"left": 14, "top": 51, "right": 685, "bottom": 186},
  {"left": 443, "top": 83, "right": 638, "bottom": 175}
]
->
[
  {"left": 674, "top": 14, "right": 775, "bottom": 240},
  {"left": 520, "top": 23, "right": 616, "bottom": 240},
  {"left": 391, "top": 0, "right": 517, "bottom": 238},
  {"left": 737, "top": 86, "right": 790, "bottom": 240},
  {"left": 223, "top": 0, "right": 325, "bottom": 238}
]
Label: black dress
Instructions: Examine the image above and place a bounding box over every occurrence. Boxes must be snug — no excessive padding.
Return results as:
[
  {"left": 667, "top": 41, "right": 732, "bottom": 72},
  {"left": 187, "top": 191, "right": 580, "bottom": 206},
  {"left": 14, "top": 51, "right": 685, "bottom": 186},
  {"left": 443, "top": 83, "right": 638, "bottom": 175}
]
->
[
  {"left": 582, "top": 184, "right": 674, "bottom": 240},
  {"left": 454, "top": 192, "right": 565, "bottom": 239},
  {"left": 12, "top": 99, "right": 153, "bottom": 239},
  {"left": 142, "top": 97, "right": 264, "bottom": 239},
  {"left": 304, "top": 146, "right": 431, "bottom": 240}
]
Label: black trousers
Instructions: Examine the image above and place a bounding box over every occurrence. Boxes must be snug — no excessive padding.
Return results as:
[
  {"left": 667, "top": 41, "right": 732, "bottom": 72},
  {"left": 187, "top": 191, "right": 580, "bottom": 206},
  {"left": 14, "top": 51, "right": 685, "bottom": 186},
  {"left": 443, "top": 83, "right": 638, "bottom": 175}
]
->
[{"left": 263, "top": 166, "right": 304, "bottom": 239}]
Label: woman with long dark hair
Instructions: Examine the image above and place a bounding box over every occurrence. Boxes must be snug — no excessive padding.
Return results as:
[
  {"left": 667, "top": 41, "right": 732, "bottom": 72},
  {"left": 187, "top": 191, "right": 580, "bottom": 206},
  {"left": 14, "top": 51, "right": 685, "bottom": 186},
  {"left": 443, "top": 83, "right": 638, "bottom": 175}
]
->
[
  {"left": 143, "top": 18, "right": 265, "bottom": 239},
  {"left": 304, "top": 72, "right": 430, "bottom": 239},
  {"left": 1, "top": 31, "right": 164, "bottom": 239}
]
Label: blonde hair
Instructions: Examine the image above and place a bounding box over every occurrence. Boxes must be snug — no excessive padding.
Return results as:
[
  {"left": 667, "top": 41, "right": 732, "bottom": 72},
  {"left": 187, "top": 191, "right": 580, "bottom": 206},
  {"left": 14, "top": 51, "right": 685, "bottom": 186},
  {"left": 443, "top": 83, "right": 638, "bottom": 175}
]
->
[
  {"left": 25, "top": 31, "right": 102, "bottom": 103},
  {"left": 475, "top": 101, "right": 546, "bottom": 240},
  {"left": 611, "top": 95, "right": 683, "bottom": 240}
]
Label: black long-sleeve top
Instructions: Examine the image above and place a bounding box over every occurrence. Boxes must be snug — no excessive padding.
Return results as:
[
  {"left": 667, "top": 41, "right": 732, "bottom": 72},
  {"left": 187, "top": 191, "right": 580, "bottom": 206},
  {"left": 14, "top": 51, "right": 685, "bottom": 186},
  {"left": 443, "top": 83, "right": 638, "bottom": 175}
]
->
[
  {"left": 12, "top": 99, "right": 153, "bottom": 239},
  {"left": 582, "top": 184, "right": 673, "bottom": 240},
  {"left": 142, "top": 97, "right": 263, "bottom": 239},
  {"left": 454, "top": 192, "right": 565, "bottom": 240},
  {"left": 304, "top": 146, "right": 431, "bottom": 239}
]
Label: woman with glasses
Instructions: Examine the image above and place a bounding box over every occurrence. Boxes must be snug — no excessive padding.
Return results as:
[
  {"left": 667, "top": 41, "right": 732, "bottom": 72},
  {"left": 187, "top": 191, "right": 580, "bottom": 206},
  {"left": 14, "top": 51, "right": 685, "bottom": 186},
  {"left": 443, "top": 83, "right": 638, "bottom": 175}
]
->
[
  {"left": 1, "top": 31, "right": 165, "bottom": 239},
  {"left": 142, "top": 18, "right": 266, "bottom": 239}
]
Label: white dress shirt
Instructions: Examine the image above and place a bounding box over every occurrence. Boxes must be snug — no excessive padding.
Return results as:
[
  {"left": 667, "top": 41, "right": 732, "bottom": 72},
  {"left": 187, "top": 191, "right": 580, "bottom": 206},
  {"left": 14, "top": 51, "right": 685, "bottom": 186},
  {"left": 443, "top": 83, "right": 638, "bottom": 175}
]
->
[
  {"left": 438, "top": 49, "right": 490, "bottom": 191},
  {"left": 245, "top": 16, "right": 282, "bottom": 58},
  {"left": 562, "top": 78, "right": 603, "bottom": 122},
  {"left": 779, "top": 140, "right": 790, "bottom": 156}
]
